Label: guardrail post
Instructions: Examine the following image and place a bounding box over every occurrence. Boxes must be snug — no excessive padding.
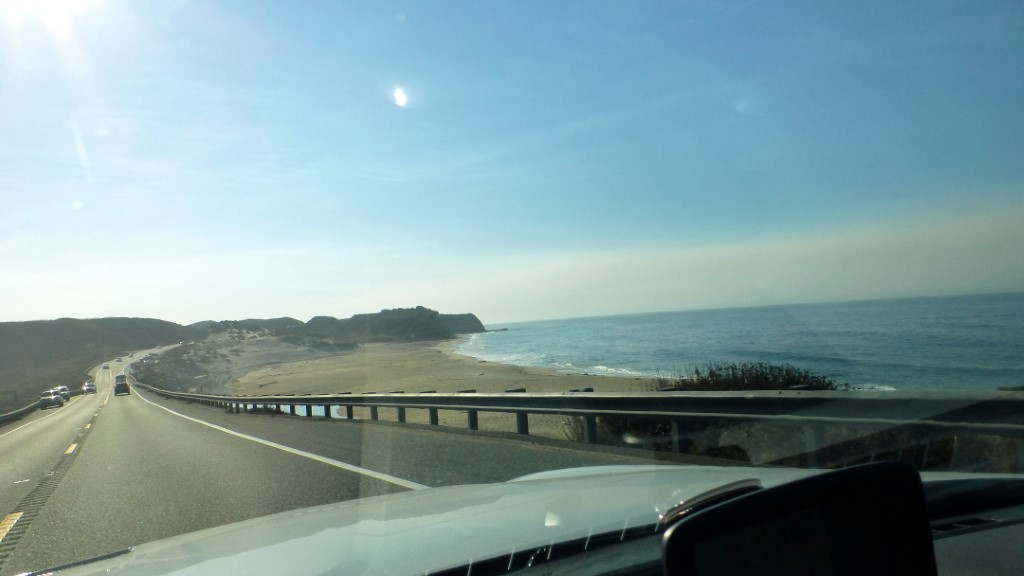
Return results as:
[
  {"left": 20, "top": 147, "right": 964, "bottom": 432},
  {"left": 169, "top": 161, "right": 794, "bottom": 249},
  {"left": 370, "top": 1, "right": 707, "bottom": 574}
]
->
[
  {"left": 804, "top": 425, "right": 825, "bottom": 468},
  {"left": 370, "top": 406, "right": 379, "bottom": 420},
  {"left": 582, "top": 415, "right": 598, "bottom": 444},
  {"left": 391, "top": 392, "right": 405, "bottom": 423},
  {"left": 671, "top": 420, "right": 681, "bottom": 453},
  {"left": 344, "top": 405, "right": 353, "bottom": 419},
  {"left": 458, "top": 389, "right": 478, "bottom": 431},
  {"left": 305, "top": 405, "right": 313, "bottom": 418},
  {"left": 516, "top": 412, "right": 529, "bottom": 435},
  {"left": 428, "top": 408, "right": 438, "bottom": 426},
  {"left": 323, "top": 405, "right": 332, "bottom": 419}
]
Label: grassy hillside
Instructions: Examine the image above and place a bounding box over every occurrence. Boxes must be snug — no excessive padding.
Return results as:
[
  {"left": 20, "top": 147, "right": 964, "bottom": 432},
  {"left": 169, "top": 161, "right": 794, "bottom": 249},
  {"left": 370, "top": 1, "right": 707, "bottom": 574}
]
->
[
  {"left": 0, "top": 308, "right": 486, "bottom": 411},
  {"left": 0, "top": 318, "right": 190, "bottom": 411}
]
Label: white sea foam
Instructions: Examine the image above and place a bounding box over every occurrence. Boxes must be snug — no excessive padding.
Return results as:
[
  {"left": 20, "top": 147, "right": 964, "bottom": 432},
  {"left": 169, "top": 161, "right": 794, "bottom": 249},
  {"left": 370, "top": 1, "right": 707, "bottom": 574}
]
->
[
  {"left": 590, "top": 365, "right": 645, "bottom": 377},
  {"left": 845, "top": 384, "right": 898, "bottom": 392}
]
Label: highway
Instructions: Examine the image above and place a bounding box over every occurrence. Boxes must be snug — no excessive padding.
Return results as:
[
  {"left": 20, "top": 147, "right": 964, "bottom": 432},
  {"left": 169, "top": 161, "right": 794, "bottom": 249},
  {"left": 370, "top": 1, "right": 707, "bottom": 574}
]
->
[{"left": 0, "top": 355, "right": 663, "bottom": 575}]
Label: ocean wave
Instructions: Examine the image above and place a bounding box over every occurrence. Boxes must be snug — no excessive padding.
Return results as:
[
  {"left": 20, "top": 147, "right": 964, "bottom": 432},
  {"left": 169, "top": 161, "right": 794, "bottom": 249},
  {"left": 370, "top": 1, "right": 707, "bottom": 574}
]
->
[
  {"left": 475, "top": 352, "right": 547, "bottom": 366},
  {"left": 589, "top": 365, "right": 645, "bottom": 377},
  {"left": 549, "top": 362, "right": 647, "bottom": 377},
  {"left": 452, "top": 295, "right": 1024, "bottom": 391},
  {"left": 842, "top": 384, "right": 898, "bottom": 392}
]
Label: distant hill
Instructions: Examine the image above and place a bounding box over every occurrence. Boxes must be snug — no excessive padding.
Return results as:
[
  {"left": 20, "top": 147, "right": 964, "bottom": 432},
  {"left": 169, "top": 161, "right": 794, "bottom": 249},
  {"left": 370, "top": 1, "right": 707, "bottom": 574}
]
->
[
  {"left": 195, "top": 307, "right": 485, "bottom": 344},
  {"left": 301, "top": 307, "right": 484, "bottom": 343},
  {"left": 0, "top": 308, "right": 485, "bottom": 411},
  {"left": 0, "top": 318, "right": 191, "bottom": 410},
  {"left": 186, "top": 317, "right": 305, "bottom": 335}
]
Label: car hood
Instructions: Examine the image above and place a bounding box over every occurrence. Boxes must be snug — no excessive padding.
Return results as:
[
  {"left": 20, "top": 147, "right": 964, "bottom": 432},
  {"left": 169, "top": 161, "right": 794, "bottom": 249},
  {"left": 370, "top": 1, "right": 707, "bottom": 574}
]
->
[
  {"left": 48, "top": 464, "right": 1021, "bottom": 576},
  {"left": 48, "top": 465, "right": 830, "bottom": 575}
]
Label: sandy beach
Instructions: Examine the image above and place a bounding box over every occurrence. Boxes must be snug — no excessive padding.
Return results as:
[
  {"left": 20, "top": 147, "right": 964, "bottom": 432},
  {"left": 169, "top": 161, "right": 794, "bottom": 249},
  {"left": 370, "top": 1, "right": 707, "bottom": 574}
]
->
[
  {"left": 225, "top": 339, "right": 642, "bottom": 439},
  {"left": 227, "top": 340, "right": 639, "bottom": 395}
]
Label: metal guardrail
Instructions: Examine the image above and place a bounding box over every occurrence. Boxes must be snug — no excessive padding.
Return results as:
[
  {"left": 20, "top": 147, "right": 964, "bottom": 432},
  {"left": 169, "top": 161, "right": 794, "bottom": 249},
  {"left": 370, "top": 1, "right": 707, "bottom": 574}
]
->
[
  {"left": 0, "top": 402, "right": 39, "bottom": 426},
  {"left": 0, "top": 387, "right": 85, "bottom": 427},
  {"left": 132, "top": 381, "right": 1024, "bottom": 465}
]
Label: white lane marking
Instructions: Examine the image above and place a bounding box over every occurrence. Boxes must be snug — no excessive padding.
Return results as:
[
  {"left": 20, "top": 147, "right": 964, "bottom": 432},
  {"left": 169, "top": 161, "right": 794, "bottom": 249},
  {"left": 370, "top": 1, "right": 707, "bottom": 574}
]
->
[
  {"left": 0, "top": 405, "right": 66, "bottom": 440},
  {"left": 133, "top": 389, "right": 428, "bottom": 491}
]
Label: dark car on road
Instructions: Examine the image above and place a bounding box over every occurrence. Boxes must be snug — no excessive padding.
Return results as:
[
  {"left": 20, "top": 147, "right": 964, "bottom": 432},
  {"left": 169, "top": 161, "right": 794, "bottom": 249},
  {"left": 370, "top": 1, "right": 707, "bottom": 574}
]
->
[
  {"left": 39, "top": 390, "right": 64, "bottom": 410},
  {"left": 114, "top": 375, "right": 130, "bottom": 396}
]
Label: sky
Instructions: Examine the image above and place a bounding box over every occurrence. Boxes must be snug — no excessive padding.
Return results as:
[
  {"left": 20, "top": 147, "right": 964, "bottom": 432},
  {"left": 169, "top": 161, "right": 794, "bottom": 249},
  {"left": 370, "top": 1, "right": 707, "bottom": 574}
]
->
[{"left": 1, "top": 0, "right": 1022, "bottom": 326}]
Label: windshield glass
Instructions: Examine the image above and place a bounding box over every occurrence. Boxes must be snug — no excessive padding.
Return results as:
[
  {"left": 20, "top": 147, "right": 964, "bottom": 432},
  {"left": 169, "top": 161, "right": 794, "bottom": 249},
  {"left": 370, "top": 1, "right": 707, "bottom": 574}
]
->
[{"left": 1, "top": 1, "right": 1021, "bottom": 574}]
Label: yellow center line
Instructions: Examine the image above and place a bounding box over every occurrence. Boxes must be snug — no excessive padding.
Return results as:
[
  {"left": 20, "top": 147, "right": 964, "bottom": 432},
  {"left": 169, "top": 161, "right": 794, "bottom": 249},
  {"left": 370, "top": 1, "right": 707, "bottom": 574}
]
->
[
  {"left": 65, "top": 443, "right": 78, "bottom": 455},
  {"left": 0, "top": 512, "right": 23, "bottom": 544}
]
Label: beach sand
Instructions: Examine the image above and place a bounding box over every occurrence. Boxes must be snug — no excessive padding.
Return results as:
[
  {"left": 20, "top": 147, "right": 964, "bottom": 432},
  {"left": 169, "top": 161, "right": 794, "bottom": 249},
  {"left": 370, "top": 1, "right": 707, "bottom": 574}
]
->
[{"left": 226, "top": 339, "right": 644, "bottom": 440}]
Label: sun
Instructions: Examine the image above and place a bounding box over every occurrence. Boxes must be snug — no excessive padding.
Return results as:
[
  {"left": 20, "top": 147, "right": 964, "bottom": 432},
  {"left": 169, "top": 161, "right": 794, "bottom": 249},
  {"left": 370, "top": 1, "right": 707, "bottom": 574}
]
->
[{"left": 0, "top": 0, "right": 98, "bottom": 40}]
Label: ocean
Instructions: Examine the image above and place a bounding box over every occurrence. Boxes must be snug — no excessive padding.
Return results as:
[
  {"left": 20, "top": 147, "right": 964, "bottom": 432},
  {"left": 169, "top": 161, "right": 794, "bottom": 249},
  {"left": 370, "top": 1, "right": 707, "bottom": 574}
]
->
[{"left": 455, "top": 293, "right": 1024, "bottom": 392}]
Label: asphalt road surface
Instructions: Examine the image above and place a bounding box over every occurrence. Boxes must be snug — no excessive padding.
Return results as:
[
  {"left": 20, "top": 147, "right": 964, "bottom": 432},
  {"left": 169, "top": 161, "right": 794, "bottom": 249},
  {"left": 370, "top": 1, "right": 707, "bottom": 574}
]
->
[{"left": 0, "top": 355, "right": 666, "bottom": 575}]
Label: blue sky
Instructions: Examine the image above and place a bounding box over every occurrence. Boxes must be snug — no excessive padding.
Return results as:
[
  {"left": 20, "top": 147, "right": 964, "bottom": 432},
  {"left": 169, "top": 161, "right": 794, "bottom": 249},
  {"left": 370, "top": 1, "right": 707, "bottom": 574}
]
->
[{"left": 1, "top": 0, "right": 1022, "bottom": 325}]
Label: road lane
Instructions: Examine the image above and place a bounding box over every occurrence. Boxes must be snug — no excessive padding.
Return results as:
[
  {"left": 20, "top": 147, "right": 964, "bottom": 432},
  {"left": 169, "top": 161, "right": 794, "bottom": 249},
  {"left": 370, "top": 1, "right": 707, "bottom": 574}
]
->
[
  {"left": 133, "top": 390, "right": 428, "bottom": 490},
  {"left": 2, "top": 366, "right": 670, "bottom": 574},
  {"left": 0, "top": 381, "right": 413, "bottom": 574},
  {"left": 0, "top": 350, "right": 169, "bottom": 566},
  {"left": 0, "top": 385, "right": 105, "bottom": 515},
  {"left": 130, "top": 387, "right": 669, "bottom": 487}
]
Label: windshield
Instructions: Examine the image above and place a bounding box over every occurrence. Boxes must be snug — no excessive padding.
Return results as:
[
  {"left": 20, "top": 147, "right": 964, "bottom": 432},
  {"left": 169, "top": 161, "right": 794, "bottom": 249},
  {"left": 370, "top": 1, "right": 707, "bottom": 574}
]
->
[{"left": 1, "top": 1, "right": 1022, "bottom": 575}]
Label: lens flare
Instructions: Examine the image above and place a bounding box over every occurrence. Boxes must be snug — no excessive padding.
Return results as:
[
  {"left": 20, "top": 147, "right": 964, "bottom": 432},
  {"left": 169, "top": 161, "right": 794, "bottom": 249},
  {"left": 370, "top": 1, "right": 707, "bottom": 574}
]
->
[
  {"left": 0, "top": 0, "right": 98, "bottom": 40},
  {"left": 393, "top": 86, "right": 408, "bottom": 107}
]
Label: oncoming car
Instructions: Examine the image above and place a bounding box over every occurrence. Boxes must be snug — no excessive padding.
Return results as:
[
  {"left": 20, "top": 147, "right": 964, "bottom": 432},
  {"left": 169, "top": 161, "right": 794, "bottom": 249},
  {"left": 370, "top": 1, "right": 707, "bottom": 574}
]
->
[
  {"left": 82, "top": 381, "right": 97, "bottom": 394},
  {"left": 38, "top": 389, "right": 64, "bottom": 410}
]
